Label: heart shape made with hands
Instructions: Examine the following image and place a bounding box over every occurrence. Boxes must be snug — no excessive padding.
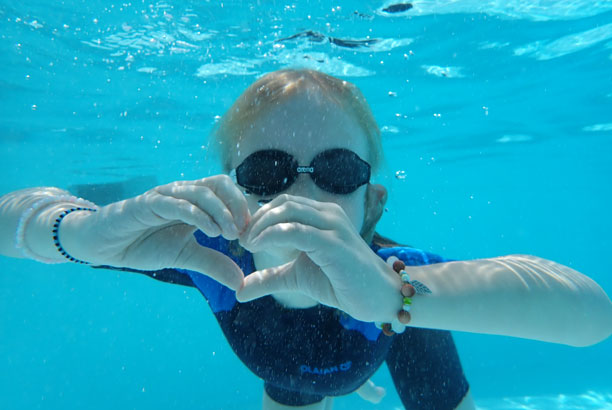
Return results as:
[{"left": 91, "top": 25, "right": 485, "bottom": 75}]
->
[
  {"left": 206, "top": 184, "right": 391, "bottom": 317},
  {"left": 228, "top": 186, "right": 397, "bottom": 322}
]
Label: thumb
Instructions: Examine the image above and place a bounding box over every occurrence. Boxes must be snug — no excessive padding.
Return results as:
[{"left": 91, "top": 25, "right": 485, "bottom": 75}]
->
[
  {"left": 235, "top": 260, "right": 298, "bottom": 302},
  {"left": 175, "top": 239, "right": 245, "bottom": 291}
]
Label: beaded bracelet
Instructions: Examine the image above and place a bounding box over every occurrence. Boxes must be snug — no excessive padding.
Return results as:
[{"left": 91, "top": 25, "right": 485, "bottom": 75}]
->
[
  {"left": 52, "top": 207, "right": 97, "bottom": 264},
  {"left": 15, "top": 195, "right": 97, "bottom": 264},
  {"left": 375, "top": 256, "right": 432, "bottom": 336}
]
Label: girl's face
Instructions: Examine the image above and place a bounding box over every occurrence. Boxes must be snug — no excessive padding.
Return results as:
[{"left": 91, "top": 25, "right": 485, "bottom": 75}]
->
[{"left": 229, "top": 90, "right": 370, "bottom": 235}]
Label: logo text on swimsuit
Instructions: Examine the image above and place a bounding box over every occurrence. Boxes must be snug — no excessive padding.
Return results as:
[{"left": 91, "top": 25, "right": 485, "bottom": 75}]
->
[{"left": 299, "top": 361, "right": 352, "bottom": 375}]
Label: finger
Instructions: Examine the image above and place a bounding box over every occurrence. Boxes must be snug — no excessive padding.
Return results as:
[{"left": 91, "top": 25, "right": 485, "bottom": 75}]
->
[
  {"left": 121, "top": 193, "right": 222, "bottom": 237},
  {"left": 246, "top": 223, "right": 332, "bottom": 255},
  {"left": 175, "top": 238, "right": 244, "bottom": 291},
  {"left": 249, "top": 194, "right": 332, "bottom": 226},
  {"left": 236, "top": 261, "right": 298, "bottom": 301},
  {"left": 245, "top": 223, "right": 344, "bottom": 278},
  {"left": 206, "top": 176, "right": 251, "bottom": 232},
  {"left": 143, "top": 193, "right": 222, "bottom": 238},
  {"left": 245, "top": 199, "right": 337, "bottom": 244},
  {"left": 154, "top": 185, "right": 239, "bottom": 239},
  {"left": 237, "top": 255, "right": 338, "bottom": 306},
  {"left": 161, "top": 176, "right": 250, "bottom": 232},
  {"left": 244, "top": 194, "right": 345, "bottom": 242},
  {"left": 236, "top": 259, "right": 328, "bottom": 302}
]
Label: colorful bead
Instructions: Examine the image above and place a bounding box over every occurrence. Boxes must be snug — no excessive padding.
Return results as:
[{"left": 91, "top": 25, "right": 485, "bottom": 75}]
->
[
  {"left": 401, "top": 283, "right": 416, "bottom": 297},
  {"left": 382, "top": 323, "right": 394, "bottom": 336},
  {"left": 391, "top": 321, "right": 406, "bottom": 334},
  {"left": 386, "top": 256, "right": 399, "bottom": 266},
  {"left": 393, "top": 260, "right": 406, "bottom": 272},
  {"left": 398, "top": 310, "right": 411, "bottom": 324}
]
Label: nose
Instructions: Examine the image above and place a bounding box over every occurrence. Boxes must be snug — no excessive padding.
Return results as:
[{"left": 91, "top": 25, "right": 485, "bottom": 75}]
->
[
  {"left": 255, "top": 176, "right": 320, "bottom": 207},
  {"left": 285, "top": 174, "right": 321, "bottom": 200}
]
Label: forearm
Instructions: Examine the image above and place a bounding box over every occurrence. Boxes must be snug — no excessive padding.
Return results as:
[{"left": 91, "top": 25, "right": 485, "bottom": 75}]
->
[
  {"left": 407, "top": 255, "right": 612, "bottom": 347},
  {"left": 0, "top": 187, "right": 95, "bottom": 262}
]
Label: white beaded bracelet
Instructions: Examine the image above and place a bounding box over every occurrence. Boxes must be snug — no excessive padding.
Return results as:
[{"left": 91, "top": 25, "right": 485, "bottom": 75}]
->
[{"left": 15, "top": 195, "right": 98, "bottom": 264}]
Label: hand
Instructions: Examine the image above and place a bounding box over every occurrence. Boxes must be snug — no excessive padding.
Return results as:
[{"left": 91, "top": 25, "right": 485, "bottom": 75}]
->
[
  {"left": 236, "top": 194, "right": 402, "bottom": 322},
  {"left": 62, "top": 175, "right": 250, "bottom": 290}
]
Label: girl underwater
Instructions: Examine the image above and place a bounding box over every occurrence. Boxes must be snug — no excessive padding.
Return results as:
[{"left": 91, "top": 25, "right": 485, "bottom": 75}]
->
[{"left": 1, "top": 69, "right": 611, "bottom": 410}]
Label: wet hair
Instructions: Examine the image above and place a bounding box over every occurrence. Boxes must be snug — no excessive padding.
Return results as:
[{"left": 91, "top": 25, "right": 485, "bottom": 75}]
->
[{"left": 211, "top": 69, "right": 383, "bottom": 172}]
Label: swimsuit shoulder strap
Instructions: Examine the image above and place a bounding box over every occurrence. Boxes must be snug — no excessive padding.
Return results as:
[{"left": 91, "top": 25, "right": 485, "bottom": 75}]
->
[{"left": 371, "top": 232, "right": 451, "bottom": 266}]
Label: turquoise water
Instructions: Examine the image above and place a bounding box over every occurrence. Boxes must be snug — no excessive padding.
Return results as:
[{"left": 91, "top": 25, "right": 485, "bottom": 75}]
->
[{"left": 1, "top": 1, "right": 612, "bottom": 409}]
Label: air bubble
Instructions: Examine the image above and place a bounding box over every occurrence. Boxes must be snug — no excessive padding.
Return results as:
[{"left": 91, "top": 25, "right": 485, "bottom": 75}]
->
[{"left": 395, "top": 170, "right": 406, "bottom": 179}]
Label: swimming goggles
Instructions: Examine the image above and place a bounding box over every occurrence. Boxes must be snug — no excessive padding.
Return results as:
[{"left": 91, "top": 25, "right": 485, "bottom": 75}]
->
[{"left": 230, "top": 148, "right": 371, "bottom": 196}]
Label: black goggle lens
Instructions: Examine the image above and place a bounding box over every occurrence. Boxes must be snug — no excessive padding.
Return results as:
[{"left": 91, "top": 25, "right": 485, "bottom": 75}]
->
[
  {"left": 311, "top": 149, "right": 370, "bottom": 194},
  {"left": 236, "top": 150, "right": 297, "bottom": 196}
]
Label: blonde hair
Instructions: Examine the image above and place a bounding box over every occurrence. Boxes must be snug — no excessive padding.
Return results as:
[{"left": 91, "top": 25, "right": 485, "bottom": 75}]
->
[{"left": 211, "top": 69, "right": 383, "bottom": 172}]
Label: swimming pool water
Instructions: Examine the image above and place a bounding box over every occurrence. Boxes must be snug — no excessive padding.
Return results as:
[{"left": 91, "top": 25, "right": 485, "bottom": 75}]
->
[{"left": 1, "top": 1, "right": 611, "bottom": 409}]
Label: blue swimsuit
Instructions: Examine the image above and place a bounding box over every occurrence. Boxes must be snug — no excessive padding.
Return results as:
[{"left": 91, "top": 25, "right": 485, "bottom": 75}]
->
[{"left": 99, "top": 231, "right": 469, "bottom": 409}]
